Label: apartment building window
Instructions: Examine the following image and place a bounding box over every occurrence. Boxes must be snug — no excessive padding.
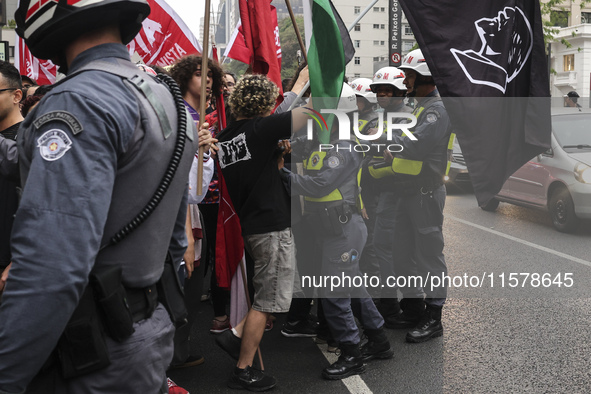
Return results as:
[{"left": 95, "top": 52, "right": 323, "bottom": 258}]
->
[
  {"left": 354, "top": 40, "right": 360, "bottom": 48},
  {"left": 354, "top": 57, "right": 360, "bottom": 65},
  {"left": 373, "top": 56, "right": 380, "bottom": 61},
  {"left": 404, "top": 25, "right": 413, "bottom": 35},
  {"left": 380, "top": 40, "right": 385, "bottom": 45},
  {"left": 380, "top": 24, "right": 385, "bottom": 29},
  {"left": 354, "top": 6, "right": 360, "bottom": 14},
  {"left": 402, "top": 41, "right": 414, "bottom": 52},
  {"left": 373, "top": 6, "right": 379, "bottom": 12},
  {"left": 582, "top": 12, "right": 591, "bottom": 23},
  {"left": 564, "top": 54, "right": 574, "bottom": 71},
  {"left": 354, "top": 23, "right": 361, "bottom": 31},
  {"left": 354, "top": 73, "right": 361, "bottom": 78},
  {"left": 550, "top": 10, "right": 568, "bottom": 27},
  {"left": 373, "top": 24, "right": 380, "bottom": 29},
  {"left": 373, "top": 40, "right": 380, "bottom": 45},
  {"left": 381, "top": 7, "right": 385, "bottom": 11}
]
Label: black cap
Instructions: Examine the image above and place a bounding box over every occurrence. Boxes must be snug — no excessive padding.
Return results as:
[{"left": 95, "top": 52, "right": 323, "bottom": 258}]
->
[{"left": 566, "top": 91, "right": 579, "bottom": 98}]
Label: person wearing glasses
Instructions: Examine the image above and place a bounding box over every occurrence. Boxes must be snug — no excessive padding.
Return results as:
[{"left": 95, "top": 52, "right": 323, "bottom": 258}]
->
[{"left": 0, "top": 61, "right": 24, "bottom": 298}]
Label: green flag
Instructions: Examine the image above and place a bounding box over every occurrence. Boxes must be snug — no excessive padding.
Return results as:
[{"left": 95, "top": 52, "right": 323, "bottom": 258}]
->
[{"left": 304, "top": 0, "right": 354, "bottom": 144}]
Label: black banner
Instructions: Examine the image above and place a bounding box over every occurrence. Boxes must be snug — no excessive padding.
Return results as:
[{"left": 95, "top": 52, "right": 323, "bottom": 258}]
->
[
  {"left": 389, "top": 0, "right": 402, "bottom": 66},
  {"left": 399, "top": 0, "right": 552, "bottom": 205}
]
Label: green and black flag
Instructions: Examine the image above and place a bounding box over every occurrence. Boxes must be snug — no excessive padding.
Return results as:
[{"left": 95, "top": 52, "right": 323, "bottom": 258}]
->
[
  {"left": 399, "top": 0, "right": 551, "bottom": 205},
  {"left": 303, "top": 0, "right": 355, "bottom": 144}
]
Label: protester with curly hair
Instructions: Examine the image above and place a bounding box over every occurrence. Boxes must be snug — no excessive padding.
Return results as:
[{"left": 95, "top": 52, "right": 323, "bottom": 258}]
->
[
  {"left": 215, "top": 73, "right": 309, "bottom": 391},
  {"left": 169, "top": 55, "right": 225, "bottom": 370}
]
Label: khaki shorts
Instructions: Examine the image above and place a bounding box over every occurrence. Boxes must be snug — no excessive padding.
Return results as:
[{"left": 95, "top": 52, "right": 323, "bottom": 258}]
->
[{"left": 243, "top": 228, "right": 295, "bottom": 313}]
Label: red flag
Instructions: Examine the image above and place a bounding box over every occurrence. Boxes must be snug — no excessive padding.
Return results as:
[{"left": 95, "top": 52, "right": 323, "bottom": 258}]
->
[
  {"left": 238, "top": 0, "right": 283, "bottom": 95},
  {"left": 15, "top": 38, "right": 57, "bottom": 85},
  {"left": 223, "top": 21, "right": 254, "bottom": 65},
  {"left": 215, "top": 162, "right": 244, "bottom": 289},
  {"left": 212, "top": 45, "right": 227, "bottom": 130},
  {"left": 128, "top": 0, "right": 202, "bottom": 67}
]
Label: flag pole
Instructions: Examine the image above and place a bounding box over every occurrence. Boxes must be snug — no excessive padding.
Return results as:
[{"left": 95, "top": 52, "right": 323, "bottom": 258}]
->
[
  {"left": 285, "top": 0, "right": 308, "bottom": 63},
  {"left": 347, "top": 0, "right": 379, "bottom": 31},
  {"left": 197, "top": 0, "right": 212, "bottom": 196},
  {"left": 287, "top": 0, "right": 378, "bottom": 111}
]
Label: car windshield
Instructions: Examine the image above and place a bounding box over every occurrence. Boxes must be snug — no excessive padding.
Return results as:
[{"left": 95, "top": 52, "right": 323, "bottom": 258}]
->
[{"left": 553, "top": 114, "right": 591, "bottom": 149}]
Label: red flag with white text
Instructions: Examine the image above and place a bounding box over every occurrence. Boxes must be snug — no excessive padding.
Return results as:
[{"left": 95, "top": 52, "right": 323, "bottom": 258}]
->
[
  {"left": 15, "top": 38, "right": 57, "bottom": 85},
  {"left": 128, "top": 0, "right": 202, "bottom": 66}
]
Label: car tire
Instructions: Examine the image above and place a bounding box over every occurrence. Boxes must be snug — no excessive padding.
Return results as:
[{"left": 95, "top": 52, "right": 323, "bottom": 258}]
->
[
  {"left": 549, "top": 188, "right": 579, "bottom": 233},
  {"left": 480, "top": 198, "right": 499, "bottom": 212}
]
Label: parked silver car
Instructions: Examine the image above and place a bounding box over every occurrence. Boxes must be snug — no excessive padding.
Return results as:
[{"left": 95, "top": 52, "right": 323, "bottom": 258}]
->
[{"left": 481, "top": 107, "right": 591, "bottom": 232}]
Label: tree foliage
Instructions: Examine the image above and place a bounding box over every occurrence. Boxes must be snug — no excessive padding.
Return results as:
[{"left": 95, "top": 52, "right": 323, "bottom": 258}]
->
[
  {"left": 278, "top": 15, "right": 305, "bottom": 81},
  {"left": 541, "top": 0, "right": 591, "bottom": 45}
]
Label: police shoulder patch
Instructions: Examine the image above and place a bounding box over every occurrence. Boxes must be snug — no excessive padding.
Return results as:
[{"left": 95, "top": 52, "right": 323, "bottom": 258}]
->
[
  {"left": 33, "top": 111, "right": 83, "bottom": 135},
  {"left": 425, "top": 111, "right": 440, "bottom": 124},
  {"left": 327, "top": 152, "right": 345, "bottom": 169},
  {"left": 37, "top": 129, "right": 73, "bottom": 161}
]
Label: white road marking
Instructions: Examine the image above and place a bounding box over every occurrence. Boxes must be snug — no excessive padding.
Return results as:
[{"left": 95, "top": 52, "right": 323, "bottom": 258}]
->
[
  {"left": 317, "top": 343, "right": 373, "bottom": 393},
  {"left": 447, "top": 215, "right": 591, "bottom": 268}
]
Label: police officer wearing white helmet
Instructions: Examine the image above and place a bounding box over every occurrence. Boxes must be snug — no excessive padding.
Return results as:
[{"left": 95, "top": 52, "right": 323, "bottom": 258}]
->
[
  {"left": 281, "top": 83, "right": 393, "bottom": 380},
  {"left": 380, "top": 48, "right": 454, "bottom": 343},
  {"left": 369, "top": 67, "right": 410, "bottom": 113},
  {"left": 349, "top": 78, "right": 379, "bottom": 134},
  {"left": 361, "top": 67, "right": 413, "bottom": 320},
  {"left": 0, "top": 1, "right": 211, "bottom": 392}
]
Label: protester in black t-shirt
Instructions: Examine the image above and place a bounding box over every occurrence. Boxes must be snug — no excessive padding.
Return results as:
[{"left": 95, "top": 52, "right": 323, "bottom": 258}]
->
[{"left": 215, "top": 74, "right": 308, "bottom": 391}]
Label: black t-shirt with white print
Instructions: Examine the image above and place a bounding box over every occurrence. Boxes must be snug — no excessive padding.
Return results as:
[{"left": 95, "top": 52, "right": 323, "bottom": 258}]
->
[{"left": 217, "top": 111, "right": 292, "bottom": 235}]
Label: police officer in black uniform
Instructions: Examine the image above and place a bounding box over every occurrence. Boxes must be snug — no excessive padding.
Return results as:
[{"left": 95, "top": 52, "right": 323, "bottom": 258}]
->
[
  {"left": 383, "top": 49, "right": 455, "bottom": 343},
  {"left": 363, "top": 67, "right": 414, "bottom": 321},
  {"left": 282, "top": 84, "right": 393, "bottom": 380},
  {"left": 0, "top": 1, "right": 204, "bottom": 392}
]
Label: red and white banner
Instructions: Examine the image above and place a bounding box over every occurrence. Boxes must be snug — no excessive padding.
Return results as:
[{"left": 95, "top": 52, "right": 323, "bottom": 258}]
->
[
  {"left": 128, "top": 0, "right": 202, "bottom": 66},
  {"left": 16, "top": 0, "right": 201, "bottom": 82},
  {"left": 15, "top": 38, "right": 57, "bottom": 85}
]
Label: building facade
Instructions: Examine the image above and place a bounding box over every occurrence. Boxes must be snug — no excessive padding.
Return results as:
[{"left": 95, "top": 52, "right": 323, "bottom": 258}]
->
[
  {"left": 547, "top": 0, "right": 591, "bottom": 98},
  {"left": 337, "top": 0, "right": 415, "bottom": 80}
]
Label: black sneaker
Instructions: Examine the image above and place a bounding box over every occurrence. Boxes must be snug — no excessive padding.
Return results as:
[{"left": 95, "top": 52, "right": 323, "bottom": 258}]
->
[
  {"left": 227, "top": 366, "right": 277, "bottom": 392},
  {"left": 216, "top": 330, "right": 242, "bottom": 360},
  {"left": 281, "top": 320, "right": 317, "bottom": 338}
]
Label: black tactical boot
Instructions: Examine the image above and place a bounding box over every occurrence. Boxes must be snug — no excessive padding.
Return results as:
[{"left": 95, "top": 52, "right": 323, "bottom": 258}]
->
[
  {"left": 322, "top": 343, "right": 366, "bottom": 380},
  {"left": 360, "top": 327, "right": 394, "bottom": 361},
  {"left": 385, "top": 298, "right": 425, "bottom": 329},
  {"left": 405, "top": 305, "right": 443, "bottom": 343},
  {"left": 376, "top": 297, "right": 401, "bottom": 319}
]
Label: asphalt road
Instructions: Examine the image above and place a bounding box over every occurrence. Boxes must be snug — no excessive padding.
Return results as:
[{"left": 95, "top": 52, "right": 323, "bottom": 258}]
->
[{"left": 168, "top": 187, "right": 591, "bottom": 393}]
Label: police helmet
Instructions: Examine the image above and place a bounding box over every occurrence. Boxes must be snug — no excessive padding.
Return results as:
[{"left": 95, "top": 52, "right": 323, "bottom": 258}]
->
[
  {"left": 338, "top": 83, "right": 358, "bottom": 113},
  {"left": 16, "top": 0, "right": 151, "bottom": 60},
  {"left": 369, "top": 67, "right": 406, "bottom": 93},
  {"left": 399, "top": 49, "right": 431, "bottom": 77},
  {"left": 349, "top": 78, "right": 377, "bottom": 103}
]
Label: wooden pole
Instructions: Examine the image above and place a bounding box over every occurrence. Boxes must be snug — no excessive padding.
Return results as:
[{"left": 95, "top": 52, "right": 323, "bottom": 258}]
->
[
  {"left": 285, "top": 0, "right": 307, "bottom": 64},
  {"left": 197, "top": 0, "right": 212, "bottom": 196}
]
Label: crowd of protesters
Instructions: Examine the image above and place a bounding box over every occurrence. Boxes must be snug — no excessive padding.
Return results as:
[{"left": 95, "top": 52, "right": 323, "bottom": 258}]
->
[{"left": 0, "top": 40, "right": 452, "bottom": 392}]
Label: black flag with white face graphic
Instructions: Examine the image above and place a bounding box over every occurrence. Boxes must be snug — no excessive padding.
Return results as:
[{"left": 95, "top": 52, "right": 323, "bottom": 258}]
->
[{"left": 399, "top": 0, "right": 551, "bottom": 205}]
